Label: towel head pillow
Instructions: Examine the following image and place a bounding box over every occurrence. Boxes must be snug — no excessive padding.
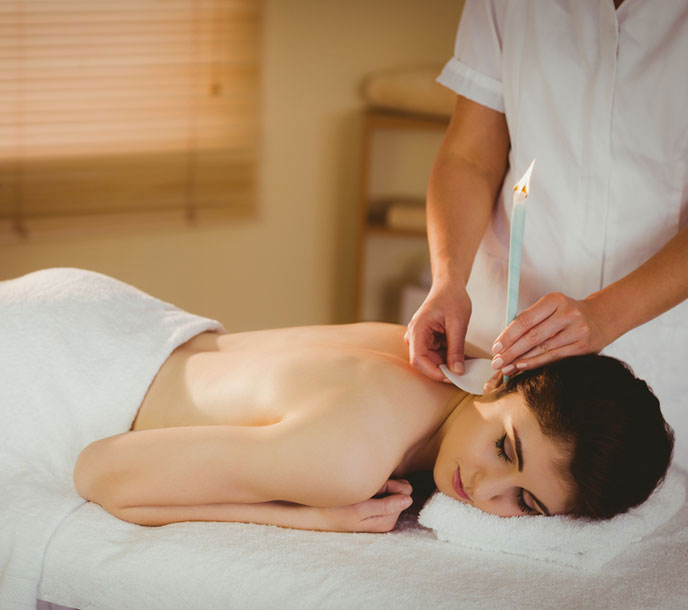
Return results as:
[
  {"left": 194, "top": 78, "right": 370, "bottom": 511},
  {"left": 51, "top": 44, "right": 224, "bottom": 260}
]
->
[{"left": 418, "top": 467, "right": 686, "bottom": 570}]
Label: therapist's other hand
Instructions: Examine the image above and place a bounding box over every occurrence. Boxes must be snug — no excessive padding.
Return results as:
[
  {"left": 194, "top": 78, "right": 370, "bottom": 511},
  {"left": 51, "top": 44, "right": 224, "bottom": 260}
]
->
[
  {"left": 490, "top": 292, "right": 610, "bottom": 373},
  {"left": 405, "top": 283, "right": 472, "bottom": 382}
]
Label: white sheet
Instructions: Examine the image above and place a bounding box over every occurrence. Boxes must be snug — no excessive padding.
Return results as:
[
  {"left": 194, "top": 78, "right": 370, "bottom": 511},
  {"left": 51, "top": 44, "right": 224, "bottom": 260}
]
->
[
  {"left": 39, "top": 468, "right": 688, "bottom": 610},
  {"left": 0, "top": 268, "right": 222, "bottom": 610}
]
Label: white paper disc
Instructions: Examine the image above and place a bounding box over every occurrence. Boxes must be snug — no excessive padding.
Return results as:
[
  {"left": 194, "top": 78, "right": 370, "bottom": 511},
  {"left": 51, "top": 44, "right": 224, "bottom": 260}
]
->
[{"left": 439, "top": 359, "right": 495, "bottom": 395}]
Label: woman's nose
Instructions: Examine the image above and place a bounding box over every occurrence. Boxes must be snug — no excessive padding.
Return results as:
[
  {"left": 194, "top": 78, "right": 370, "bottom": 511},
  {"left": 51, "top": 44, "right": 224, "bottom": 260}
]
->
[{"left": 471, "top": 468, "right": 514, "bottom": 502}]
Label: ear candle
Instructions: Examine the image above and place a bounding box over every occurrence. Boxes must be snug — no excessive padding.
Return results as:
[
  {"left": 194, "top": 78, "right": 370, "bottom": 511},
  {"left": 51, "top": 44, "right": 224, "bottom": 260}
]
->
[{"left": 503, "top": 159, "right": 535, "bottom": 383}]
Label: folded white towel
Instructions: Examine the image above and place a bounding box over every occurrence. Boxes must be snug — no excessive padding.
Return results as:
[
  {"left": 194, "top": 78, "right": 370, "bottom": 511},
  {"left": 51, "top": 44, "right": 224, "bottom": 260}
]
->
[
  {"left": 418, "top": 467, "right": 686, "bottom": 569},
  {"left": 0, "top": 268, "right": 222, "bottom": 610}
]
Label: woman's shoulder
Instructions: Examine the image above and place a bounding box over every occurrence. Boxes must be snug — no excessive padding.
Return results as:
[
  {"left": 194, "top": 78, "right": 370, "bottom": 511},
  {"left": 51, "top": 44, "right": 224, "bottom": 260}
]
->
[{"left": 271, "top": 355, "right": 455, "bottom": 501}]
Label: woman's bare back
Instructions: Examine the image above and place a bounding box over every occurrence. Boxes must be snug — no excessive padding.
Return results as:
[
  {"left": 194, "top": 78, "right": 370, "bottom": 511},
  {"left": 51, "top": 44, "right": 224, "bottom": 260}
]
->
[{"left": 133, "top": 323, "right": 460, "bottom": 474}]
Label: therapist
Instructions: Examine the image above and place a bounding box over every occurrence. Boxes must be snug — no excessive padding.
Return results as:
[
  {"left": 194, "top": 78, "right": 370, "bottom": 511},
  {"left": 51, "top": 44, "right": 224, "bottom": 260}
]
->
[{"left": 406, "top": 0, "right": 688, "bottom": 454}]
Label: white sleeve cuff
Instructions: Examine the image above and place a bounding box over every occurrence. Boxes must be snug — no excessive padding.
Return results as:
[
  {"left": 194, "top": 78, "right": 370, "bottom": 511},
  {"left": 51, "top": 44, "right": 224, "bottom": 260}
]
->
[{"left": 436, "top": 57, "right": 504, "bottom": 114}]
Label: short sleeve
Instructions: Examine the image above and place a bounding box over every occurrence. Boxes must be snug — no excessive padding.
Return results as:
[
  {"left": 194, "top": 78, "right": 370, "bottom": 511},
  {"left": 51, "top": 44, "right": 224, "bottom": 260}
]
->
[{"left": 437, "top": 0, "right": 505, "bottom": 113}]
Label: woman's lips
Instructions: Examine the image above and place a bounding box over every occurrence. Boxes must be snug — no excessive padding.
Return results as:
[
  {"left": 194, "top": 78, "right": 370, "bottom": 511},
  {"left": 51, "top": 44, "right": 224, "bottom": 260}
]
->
[{"left": 452, "top": 467, "right": 471, "bottom": 501}]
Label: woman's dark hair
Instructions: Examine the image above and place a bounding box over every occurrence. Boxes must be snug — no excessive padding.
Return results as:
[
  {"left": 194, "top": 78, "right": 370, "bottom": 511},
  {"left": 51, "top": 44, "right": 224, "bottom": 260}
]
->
[{"left": 488, "top": 354, "right": 674, "bottom": 520}]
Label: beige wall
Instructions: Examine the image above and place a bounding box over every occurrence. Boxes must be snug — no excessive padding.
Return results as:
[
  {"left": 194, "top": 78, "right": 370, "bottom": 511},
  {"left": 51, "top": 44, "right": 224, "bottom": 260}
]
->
[{"left": 0, "top": 0, "right": 463, "bottom": 331}]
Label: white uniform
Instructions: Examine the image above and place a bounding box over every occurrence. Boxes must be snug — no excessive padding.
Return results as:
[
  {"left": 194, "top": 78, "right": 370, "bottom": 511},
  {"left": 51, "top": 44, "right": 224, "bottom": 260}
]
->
[{"left": 437, "top": 0, "right": 688, "bottom": 468}]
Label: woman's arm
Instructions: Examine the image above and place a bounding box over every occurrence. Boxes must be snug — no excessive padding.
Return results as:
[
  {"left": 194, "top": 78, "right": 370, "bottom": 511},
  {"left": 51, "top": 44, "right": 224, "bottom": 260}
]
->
[
  {"left": 74, "top": 423, "right": 389, "bottom": 515},
  {"left": 108, "top": 479, "right": 414, "bottom": 532},
  {"left": 74, "top": 425, "right": 283, "bottom": 511}
]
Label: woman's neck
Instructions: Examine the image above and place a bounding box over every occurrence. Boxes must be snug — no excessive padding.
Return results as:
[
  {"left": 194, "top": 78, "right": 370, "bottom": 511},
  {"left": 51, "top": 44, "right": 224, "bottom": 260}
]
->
[{"left": 400, "top": 391, "right": 473, "bottom": 473}]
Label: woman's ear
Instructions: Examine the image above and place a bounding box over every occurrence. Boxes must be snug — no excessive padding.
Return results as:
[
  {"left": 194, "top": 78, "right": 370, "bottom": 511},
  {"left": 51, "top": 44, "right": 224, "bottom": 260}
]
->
[{"left": 482, "top": 371, "right": 504, "bottom": 394}]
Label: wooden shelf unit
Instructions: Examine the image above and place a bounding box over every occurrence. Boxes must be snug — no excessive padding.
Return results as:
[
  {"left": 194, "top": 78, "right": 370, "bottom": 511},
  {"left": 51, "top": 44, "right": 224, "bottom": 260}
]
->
[{"left": 355, "top": 108, "right": 449, "bottom": 322}]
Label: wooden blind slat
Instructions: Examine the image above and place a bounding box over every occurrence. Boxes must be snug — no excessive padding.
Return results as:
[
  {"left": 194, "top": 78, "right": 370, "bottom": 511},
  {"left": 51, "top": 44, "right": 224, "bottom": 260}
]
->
[
  {"left": 0, "top": 0, "right": 260, "bottom": 228},
  {"left": 1, "top": 149, "right": 255, "bottom": 215}
]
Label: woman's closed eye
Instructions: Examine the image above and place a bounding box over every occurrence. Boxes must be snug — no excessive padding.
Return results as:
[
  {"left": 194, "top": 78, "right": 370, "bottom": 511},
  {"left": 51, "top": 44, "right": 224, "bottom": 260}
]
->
[
  {"left": 495, "top": 434, "right": 538, "bottom": 515},
  {"left": 495, "top": 433, "right": 510, "bottom": 462}
]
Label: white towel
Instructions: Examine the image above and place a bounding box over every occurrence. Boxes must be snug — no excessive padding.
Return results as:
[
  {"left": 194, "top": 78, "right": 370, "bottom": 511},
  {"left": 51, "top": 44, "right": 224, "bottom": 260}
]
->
[
  {"left": 418, "top": 467, "right": 686, "bottom": 569},
  {"left": 0, "top": 268, "right": 223, "bottom": 610}
]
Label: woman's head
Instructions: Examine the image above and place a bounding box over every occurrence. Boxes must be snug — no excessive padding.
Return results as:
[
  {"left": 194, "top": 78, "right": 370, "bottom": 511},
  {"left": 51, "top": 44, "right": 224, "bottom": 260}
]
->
[
  {"left": 491, "top": 354, "right": 674, "bottom": 519},
  {"left": 433, "top": 354, "right": 674, "bottom": 520},
  {"left": 434, "top": 381, "right": 572, "bottom": 517}
]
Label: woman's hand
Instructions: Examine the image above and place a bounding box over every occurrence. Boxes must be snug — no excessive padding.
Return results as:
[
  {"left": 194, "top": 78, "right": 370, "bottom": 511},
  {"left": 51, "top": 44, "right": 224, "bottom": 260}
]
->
[
  {"left": 405, "top": 283, "right": 472, "bottom": 381},
  {"left": 490, "top": 292, "right": 612, "bottom": 375},
  {"left": 322, "top": 478, "right": 413, "bottom": 533}
]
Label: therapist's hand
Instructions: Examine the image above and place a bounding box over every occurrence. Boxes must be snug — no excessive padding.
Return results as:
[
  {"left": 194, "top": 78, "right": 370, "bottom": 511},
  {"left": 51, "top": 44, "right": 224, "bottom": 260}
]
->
[
  {"left": 489, "top": 292, "right": 611, "bottom": 374},
  {"left": 405, "top": 282, "right": 472, "bottom": 382}
]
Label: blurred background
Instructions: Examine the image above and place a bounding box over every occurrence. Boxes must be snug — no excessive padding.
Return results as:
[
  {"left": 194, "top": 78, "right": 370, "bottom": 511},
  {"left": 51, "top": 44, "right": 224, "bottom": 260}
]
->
[{"left": 0, "top": 0, "right": 464, "bottom": 331}]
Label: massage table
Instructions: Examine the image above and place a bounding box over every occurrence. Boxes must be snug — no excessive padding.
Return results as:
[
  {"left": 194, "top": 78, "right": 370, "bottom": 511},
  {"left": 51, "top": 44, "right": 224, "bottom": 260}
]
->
[
  {"left": 1, "top": 269, "right": 685, "bottom": 610},
  {"left": 36, "top": 471, "right": 688, "bottom": 610}
]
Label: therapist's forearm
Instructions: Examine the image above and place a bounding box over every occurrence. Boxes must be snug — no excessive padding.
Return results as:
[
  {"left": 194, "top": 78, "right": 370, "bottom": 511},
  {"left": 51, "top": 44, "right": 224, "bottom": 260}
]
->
[
  {"left": 585, "top": 224, "right": 688, "bottom": 344},
  {"left": 426, "top": 96, "right": 509, "bottom": 287},
  {"left": 427, "top": 154, "right": 498, "bottom": 286}
]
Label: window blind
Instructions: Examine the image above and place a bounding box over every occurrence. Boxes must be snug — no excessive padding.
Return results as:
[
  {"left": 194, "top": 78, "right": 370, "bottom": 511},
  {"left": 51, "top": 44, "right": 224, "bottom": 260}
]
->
[{"left": 0, "top": 0, "right": 260, "bottom": 235}]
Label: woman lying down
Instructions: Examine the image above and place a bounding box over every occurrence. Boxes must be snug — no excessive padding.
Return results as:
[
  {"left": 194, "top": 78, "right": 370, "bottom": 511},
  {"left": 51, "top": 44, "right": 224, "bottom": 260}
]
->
[{"left": 70, "top": 269, "right": 674, "bottom": 532}]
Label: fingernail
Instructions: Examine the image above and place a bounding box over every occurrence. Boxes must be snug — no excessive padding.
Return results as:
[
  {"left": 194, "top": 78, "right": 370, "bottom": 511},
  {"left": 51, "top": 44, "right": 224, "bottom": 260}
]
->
[
  {"left": 502, "top": 364, "right": 515, "bottom": 374},
  {"left": 492, "top": 342, "right": 503, "bottom": 354},
  {"left": 492, "top": 356, "right": 504, "bottom": 369},
  {"left": 451, "top": 363, "right": 464, "bottom": 374},
  {"left": 516, "top": 362, "right": 527, "bottom": 370},
  {"left": 400, "top": 497, "right": 413, "bottom": 509}
]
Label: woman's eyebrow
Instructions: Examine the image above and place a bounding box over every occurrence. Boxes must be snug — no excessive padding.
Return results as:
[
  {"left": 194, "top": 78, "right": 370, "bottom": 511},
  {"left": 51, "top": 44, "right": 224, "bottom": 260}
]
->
[
  {"left": 512, "top": 427, "right": 524, "bottom": 473},
  {"left": 512, "top": 426, "right": 551, "bottom": 516}
]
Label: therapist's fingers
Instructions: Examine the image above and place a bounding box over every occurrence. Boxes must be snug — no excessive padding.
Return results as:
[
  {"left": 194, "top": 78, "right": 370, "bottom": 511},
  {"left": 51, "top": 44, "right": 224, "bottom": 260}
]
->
[
  {"left": 491, "top": 293, "right": 562, "bottom": 358},
  {"left": 407, "top": 283, "right": 472, "bottom": 381},
  {"left": 410, "top": 345, "right": 446, "bottom": 381},
  {"left": 492, "top": 317, "right": 570, "bottom": 370},
  {"left": 445, "top": 314, "right": 468, "bottom": 375},
  {"left": 492, "top": 293, "right": 607, "bottom": 371},
  {"left": 516, "top": 325, "right": 585, "bottom": 360},
  {"left": 407, "top": 317, "right": 450, "bottom": 382},
  {"left": 507, "top": 341, "right": 591, "bottom": 371}
]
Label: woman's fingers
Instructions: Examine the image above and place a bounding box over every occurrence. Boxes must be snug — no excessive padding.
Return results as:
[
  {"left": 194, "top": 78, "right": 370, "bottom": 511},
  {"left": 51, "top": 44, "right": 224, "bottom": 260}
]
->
[
  {"left": 365, "top": 494, "right": 414, "bottom": 517},
  {"left": 357, "top": 478, "right": 414, "bottom": 532},
  {"left": 375, "top": 478, "right": 412, "bottom": 497},
  {"left": 327, "top": 482, "right": 414, "bottom": 532},
  {"left": 359, "top": 493, "right": 414, "bottom": 532}
]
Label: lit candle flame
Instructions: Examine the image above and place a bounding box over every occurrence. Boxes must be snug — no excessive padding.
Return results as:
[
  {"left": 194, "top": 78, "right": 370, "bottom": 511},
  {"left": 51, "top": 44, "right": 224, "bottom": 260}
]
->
[{"left": 513, "top": 159, "right": 536, "bottom": 201}]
